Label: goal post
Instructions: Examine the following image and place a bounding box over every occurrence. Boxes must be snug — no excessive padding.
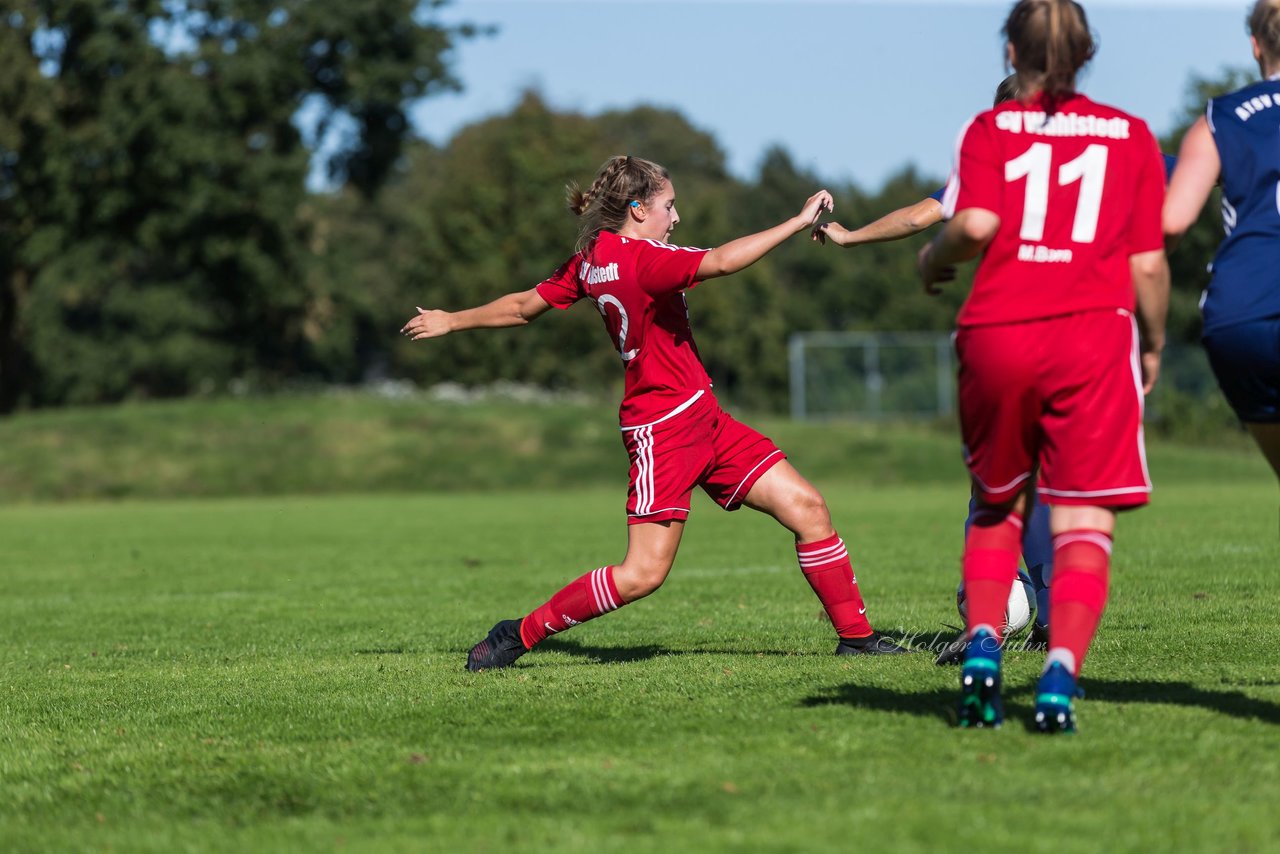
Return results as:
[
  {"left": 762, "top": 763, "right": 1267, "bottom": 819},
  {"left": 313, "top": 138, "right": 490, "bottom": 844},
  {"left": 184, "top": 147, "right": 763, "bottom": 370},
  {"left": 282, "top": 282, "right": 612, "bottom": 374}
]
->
[
  {"left": 788, "top": 331, "right": 1229, "bottom": 434},
  {"left": 789, "top": 331, "right": 956, "bottom": 421}
]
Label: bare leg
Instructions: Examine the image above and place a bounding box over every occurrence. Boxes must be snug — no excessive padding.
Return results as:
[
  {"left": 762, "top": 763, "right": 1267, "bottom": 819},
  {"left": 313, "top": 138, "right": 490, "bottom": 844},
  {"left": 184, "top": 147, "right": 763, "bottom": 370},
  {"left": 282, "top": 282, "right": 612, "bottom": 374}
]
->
[
  {"left": 469, "top": 520, "right": 687, "bottom": 670},
  {"left": 742, "top": 461, "right": 906, "bottom": 652},
  {"left": 740, "top": 460, "right": 832, "bottom": 543},
  {"left": 1049, "top": 505, "right": 1116, "bottom": 538},
  {"left": 611, "top": 520, "right": 686, "bottom": 602},
  {"left": 1245, "top": 422, "right": 1280, "bottom": 480}
]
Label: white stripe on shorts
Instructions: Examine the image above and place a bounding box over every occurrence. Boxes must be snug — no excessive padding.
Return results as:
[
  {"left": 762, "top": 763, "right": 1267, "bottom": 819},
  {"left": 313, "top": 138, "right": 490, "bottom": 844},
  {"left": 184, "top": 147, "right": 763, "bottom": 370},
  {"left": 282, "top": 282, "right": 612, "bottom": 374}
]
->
[{"left": 635, "top": 426, "right": 654, "bottom": 515}]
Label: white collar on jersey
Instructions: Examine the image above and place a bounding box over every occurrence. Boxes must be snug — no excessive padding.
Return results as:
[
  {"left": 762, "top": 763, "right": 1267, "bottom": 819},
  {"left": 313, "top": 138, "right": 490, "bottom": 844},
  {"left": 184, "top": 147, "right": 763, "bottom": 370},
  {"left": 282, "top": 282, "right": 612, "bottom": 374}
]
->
[{"left": 1269, "top": 70, "right": 1280, "bottom": 81}]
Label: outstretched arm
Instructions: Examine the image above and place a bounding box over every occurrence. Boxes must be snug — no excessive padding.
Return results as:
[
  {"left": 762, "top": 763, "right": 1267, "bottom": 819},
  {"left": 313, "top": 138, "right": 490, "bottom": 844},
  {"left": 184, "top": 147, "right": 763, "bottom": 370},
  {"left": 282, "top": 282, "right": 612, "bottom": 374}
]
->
[
  {"left": 1162, "top": 117, "right": 1220, "bottom": 252},
  {"left": 696, "top": 190, "right": 833, "bottom": 279},
  {"left": 813, "top": 197, "right": 943, "bottom": 246},
  {"left": 401, "top": 288, "right": 552, "bottom": 341}
]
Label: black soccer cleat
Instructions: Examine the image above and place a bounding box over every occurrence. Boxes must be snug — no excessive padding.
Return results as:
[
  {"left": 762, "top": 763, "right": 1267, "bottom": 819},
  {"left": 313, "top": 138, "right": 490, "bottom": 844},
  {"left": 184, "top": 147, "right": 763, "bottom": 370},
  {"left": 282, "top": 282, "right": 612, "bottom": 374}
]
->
[
  {"left": 835, "top": 632, "right": 912, "bottom": 656},
  {"left": 465, "top": 619, "right": 528, "bottom": 672},
  {"left": 934, "top": 633, "right": 968, "bottom": 666},
  {"left": 1021, "top": 622, "right": 1050, "bottom": 653}
]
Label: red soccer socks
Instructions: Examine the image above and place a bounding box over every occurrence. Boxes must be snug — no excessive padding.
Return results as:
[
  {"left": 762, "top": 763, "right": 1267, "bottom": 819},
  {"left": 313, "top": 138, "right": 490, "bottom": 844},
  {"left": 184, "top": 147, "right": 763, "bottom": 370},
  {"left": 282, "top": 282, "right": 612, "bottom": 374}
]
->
[
  {"left": 963, "top": 509, "right": 1023, "bottom": 642},
  {"left": 797, "top": 533, "right": 874, "bottom": 639},
  {"left": 519, "top": 566, "right": 623, "bottom": 649},
  {"left": 1046, "top": 531, "right": 1112, "bottom": 675}
]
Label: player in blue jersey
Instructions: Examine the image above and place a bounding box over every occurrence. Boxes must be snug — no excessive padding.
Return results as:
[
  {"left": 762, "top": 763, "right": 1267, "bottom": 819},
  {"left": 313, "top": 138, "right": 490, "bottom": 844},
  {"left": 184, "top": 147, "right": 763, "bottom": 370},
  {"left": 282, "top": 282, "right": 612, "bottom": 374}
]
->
[
  {"left": 1164, "top": 0, "right": 1280, "bottom": 488},
  {"left": 815, "top": 76, "right": 1057, "bottom": 660}
]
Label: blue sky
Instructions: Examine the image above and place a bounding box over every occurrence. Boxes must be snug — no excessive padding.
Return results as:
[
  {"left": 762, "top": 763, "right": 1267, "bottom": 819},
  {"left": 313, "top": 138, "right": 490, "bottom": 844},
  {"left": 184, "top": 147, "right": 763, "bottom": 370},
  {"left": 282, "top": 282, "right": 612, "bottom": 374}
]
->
[{"left": 411, "top": 0, "right": 1258, "bottom": 190}]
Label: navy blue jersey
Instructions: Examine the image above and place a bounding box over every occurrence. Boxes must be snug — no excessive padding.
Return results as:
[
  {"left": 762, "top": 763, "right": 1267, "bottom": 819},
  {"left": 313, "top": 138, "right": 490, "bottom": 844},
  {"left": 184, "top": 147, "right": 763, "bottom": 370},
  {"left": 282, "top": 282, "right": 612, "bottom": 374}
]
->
[{"left": 1203, "top": 79, "right": 1280, "bottom": 334}]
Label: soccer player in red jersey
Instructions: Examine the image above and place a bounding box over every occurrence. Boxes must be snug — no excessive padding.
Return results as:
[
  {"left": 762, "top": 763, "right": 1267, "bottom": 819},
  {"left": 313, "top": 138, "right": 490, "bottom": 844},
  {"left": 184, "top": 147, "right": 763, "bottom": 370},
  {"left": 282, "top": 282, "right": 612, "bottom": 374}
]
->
[
  {"left": 402, "top": 155, "right": 910, "bottom": 670},
  {"left": 915, "top": 0, "right": 1170, "bottom": 732},
  {"left": 815, "top": 76, "right": 1060, "bottom": 663}
]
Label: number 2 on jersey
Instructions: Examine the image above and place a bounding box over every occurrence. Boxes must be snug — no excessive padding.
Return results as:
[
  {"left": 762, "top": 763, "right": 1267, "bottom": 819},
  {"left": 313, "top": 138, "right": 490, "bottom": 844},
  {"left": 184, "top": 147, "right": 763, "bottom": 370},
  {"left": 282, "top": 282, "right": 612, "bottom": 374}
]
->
[
  {"left": 1005, "top": 142, "right": 1108, "bottom": 243},
  {"left": 594, "top": 295, "right": 638, "bottom": 361}
]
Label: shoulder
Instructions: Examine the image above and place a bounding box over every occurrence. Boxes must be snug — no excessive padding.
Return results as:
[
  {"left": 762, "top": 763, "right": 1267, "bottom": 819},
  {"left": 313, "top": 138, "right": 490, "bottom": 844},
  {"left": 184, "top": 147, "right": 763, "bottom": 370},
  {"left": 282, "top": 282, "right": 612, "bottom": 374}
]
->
[
  {"left": 1208, "top": 80, "right": 1280, "bottom": 128},
  {"left": 1061, "top": 94, "right": 1155, "bottom": 142},
  {"left": 960, "top": 106, "right": 997, "bottom": 137},
  {"left": 629, "top": 237, "right": 709, "bottom": 254},
  {"left": 1210, "top": 80, "right": 1272, "bottom": 109},
  {"left": 542, "top": 251, "right": 584, "bottom": 283}
]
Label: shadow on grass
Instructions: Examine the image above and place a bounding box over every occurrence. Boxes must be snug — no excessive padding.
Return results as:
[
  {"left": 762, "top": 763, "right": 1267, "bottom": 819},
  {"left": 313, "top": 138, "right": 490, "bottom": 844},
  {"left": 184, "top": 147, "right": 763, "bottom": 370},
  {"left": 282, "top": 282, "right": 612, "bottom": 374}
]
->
[
  {"left": 801, "top": 681, "right": 961, "bottom": 724},
  {"left": 536, "top": 637, "right": 804, "bottom": 663},
  {"left": 1083, "top": 678, "right": 1280, "bottom": 726},
  {"left": 803, "top": 675, "right": 1280, "bottom": 729},
  {"left": 536, "top": 637, "right": 673, "bottom": 664}
]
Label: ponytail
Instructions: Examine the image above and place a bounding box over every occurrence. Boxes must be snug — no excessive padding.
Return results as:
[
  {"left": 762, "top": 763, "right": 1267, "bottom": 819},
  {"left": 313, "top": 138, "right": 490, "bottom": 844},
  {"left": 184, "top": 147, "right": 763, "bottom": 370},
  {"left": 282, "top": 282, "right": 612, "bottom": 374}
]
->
[
  {"left": 1003, "top": 0, "right": 1096, "bottom": 112},
  {"left": 993, "top": 74, "right": 1021, "bottom": 106}
]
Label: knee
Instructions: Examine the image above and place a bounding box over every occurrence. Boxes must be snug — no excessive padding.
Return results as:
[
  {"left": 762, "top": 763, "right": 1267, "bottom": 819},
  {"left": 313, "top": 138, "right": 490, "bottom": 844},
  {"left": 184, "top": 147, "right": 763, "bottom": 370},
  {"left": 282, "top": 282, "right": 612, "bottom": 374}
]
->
[
  {"left": 613, "top": 557, "right": 673, "bottom": 602},
  {"left": 790, "top": 486, "right": 832, "bottom": 536}
]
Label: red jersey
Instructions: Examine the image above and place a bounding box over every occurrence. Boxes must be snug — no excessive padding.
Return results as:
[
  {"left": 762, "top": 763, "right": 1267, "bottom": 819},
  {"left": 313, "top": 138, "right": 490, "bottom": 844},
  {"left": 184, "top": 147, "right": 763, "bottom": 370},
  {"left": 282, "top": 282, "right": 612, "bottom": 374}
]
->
[
  {"left": 536, "top": 231, "right": 711, "bottom": 428},
  {"left": 941, "top": 92, "right": 1165, "bottom": 327}
]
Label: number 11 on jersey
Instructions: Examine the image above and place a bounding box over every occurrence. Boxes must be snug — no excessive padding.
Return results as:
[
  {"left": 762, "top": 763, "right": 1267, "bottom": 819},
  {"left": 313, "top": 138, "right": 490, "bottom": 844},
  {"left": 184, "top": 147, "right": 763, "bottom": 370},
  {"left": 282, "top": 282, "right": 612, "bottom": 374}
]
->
[{"left": 1005, "top": 142, "right": 1109, "bottom": 244}]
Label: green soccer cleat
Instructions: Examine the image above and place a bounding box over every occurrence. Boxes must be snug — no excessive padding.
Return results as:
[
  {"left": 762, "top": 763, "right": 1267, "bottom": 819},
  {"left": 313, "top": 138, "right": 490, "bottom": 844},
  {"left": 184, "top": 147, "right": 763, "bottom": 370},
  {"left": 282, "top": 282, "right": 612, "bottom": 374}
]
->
[
  {"left": 1034, "top": 661, "right": 1083, "bottom": 734},
  {"left": 957, "top": 629, "right": 1003, "bottom": 729}
]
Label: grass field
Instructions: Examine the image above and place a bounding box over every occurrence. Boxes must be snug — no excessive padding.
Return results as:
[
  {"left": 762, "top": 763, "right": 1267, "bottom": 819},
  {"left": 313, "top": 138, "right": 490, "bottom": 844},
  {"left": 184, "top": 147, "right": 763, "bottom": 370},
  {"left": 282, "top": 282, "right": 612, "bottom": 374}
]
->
[
  {"left": 0, "top": 390, "right": 1255, "bottom": 503},
  {"left": 1, "top": 419, "right": 1277, "bottom": 852}
]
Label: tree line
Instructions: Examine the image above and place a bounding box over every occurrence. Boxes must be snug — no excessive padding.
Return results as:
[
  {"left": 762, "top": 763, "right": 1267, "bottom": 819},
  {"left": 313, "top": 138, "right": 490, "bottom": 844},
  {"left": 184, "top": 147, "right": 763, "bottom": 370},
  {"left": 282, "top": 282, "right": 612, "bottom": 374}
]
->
[{"left": 0, "top": 1, "right": 1233, "bottom": 415}]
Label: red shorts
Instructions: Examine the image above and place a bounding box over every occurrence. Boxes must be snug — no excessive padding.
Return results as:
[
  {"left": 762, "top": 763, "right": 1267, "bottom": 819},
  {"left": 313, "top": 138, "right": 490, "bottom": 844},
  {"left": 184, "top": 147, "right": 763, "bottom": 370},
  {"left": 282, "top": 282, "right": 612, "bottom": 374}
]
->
[
  {"left": 620, "top": 391, "right": 785, "bottom": 524},
  {"left": 956, "top": 309, "right": 1150, "bottom": 508}
]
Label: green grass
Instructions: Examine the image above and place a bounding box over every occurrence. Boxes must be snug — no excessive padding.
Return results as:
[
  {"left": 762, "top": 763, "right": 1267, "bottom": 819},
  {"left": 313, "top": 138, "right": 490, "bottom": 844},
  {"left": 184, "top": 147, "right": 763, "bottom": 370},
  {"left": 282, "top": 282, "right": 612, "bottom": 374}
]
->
[
  {"left": 0, "top": 391, "right": 1260, "bottom": 502},
  {"left": 1, "top": 441, "right": 1277, "bottom": 851}
]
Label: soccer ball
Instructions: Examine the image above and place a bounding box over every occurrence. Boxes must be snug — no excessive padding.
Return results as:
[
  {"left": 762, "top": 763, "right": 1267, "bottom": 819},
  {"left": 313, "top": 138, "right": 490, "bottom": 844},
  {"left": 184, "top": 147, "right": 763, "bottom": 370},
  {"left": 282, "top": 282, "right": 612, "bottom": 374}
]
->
[{"left": 956, "top": 569, "right": 1035, "bottom": 635}]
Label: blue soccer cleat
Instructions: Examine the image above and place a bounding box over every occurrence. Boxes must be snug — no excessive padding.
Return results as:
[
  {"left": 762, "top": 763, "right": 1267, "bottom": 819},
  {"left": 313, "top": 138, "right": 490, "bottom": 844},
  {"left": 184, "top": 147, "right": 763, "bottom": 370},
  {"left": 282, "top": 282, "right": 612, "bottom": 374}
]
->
[
  {"left": 1034, "top": 661, "right": 1084, "bottom": 734},
  {"left": 957, "top": 628, "right": 1003, "bottom": 729}
]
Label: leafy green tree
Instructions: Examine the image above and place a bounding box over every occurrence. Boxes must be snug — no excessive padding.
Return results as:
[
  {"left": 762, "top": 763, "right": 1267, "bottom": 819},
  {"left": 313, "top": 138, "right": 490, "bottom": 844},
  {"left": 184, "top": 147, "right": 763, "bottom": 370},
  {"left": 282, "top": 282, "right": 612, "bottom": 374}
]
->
[
  {"left": 339, "top": 93, "right": 743, "bottom": 400},
  {"left": 0, "top": 0, "right": 477, "bottom": 410}
]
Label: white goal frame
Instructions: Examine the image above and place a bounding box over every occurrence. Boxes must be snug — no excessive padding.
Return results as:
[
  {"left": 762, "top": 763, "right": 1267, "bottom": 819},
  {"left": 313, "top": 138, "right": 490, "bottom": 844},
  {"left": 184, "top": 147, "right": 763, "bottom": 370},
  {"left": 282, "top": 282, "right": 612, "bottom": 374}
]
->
[{"left": 788, "top": 331, "right": 956, "bottom": 421}]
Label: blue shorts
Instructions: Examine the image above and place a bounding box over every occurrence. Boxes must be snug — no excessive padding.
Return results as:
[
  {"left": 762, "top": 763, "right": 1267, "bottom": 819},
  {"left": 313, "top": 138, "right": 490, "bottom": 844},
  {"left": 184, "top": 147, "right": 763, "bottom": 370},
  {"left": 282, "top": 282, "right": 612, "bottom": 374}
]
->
[{"left": 1203, "top": 317, "right": 1280, "bottom": 423}]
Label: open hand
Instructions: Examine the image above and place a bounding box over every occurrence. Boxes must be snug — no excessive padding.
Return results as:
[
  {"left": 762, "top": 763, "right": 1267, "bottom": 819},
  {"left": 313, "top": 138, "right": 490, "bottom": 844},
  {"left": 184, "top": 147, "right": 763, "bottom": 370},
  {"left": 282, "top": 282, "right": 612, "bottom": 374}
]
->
[
  {"left": 400, "top": 307, "right": 453, "bottom": 341},
  {"left": 812, "top": 221, "right": 851, "bottom": 246}
]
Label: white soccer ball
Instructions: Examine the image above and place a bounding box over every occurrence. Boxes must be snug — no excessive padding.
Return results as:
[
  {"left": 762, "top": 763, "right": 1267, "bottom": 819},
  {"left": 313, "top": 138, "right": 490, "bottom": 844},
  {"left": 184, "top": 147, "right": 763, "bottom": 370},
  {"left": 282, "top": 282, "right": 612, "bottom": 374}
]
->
[{"left": 956, "top": 569, "right": 1035, "bottom": 635}]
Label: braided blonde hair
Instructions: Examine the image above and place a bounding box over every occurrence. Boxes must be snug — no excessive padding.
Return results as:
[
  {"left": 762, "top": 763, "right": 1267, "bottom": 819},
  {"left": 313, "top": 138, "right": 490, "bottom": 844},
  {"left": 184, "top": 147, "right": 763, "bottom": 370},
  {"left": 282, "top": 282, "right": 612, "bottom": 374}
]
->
[{"left": 566, "top": 155, "right": 670, "bottom": 251}]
